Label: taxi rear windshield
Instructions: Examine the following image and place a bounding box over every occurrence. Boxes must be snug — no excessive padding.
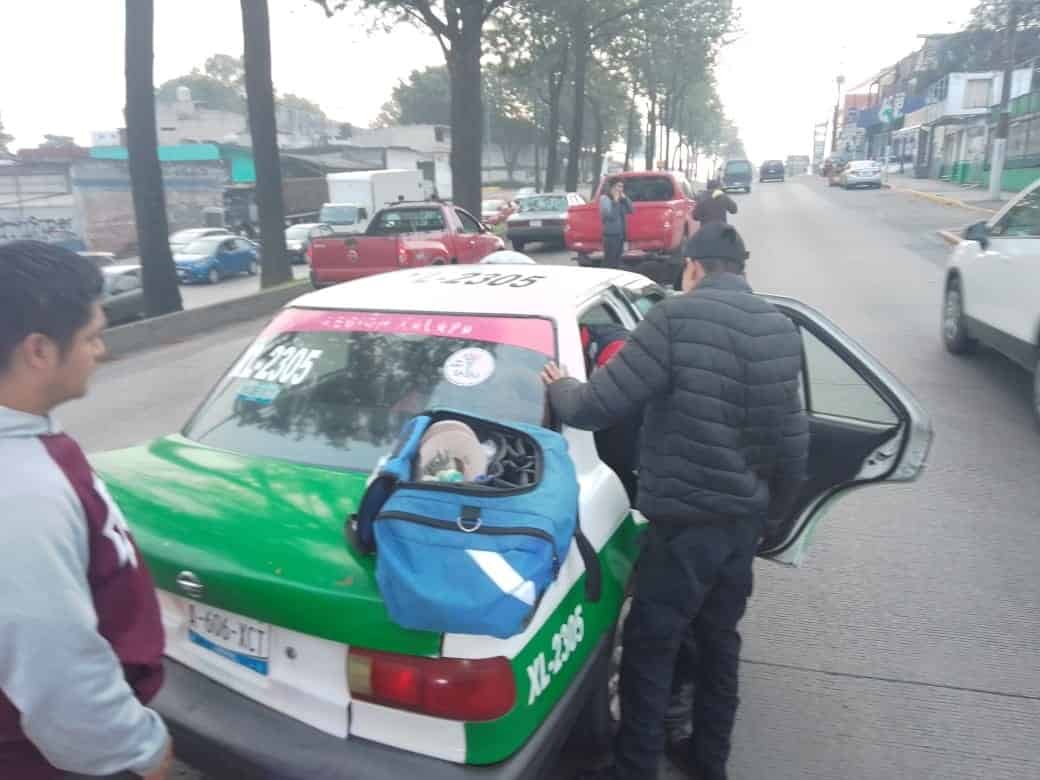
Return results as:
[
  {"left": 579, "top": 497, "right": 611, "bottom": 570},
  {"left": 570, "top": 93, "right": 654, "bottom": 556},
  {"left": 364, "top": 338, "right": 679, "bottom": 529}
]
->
[{"left": 184, "top": 309, "right": 556, "bottom": 473}]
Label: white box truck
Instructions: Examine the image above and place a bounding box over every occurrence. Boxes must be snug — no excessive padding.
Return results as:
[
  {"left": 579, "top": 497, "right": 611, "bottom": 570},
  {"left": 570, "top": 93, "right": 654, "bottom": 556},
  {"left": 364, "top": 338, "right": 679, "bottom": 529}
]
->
[{"left": 321, "top": 169, "right": 426, "bottom": 233}]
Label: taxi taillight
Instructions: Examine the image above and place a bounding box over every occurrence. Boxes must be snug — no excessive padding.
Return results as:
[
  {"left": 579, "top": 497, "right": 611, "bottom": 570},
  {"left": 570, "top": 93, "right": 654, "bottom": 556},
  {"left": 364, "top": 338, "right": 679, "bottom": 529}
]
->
[{"left": 348, "top": 649, "right": 515, "bottom": 721}]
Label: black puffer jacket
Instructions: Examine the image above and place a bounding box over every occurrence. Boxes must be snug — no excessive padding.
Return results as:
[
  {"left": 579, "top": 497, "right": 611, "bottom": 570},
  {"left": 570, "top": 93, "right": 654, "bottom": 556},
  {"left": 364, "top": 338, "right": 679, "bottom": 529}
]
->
[{"left": 549, "top": 273, "right": 809, "bottom": 524}]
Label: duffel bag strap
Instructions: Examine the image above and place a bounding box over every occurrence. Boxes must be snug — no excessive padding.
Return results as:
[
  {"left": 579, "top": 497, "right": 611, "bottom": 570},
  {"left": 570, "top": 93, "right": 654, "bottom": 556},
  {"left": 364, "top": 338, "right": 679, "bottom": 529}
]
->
[{"left": 574, "top": 516, "right": 602, "bottom": 602}]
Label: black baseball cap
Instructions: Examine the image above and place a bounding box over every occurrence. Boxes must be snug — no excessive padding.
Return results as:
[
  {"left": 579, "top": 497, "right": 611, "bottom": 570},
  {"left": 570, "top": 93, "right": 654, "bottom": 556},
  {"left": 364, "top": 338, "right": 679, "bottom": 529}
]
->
[{"left": 684, "top": 222, "right": 750, "bottom": 265}]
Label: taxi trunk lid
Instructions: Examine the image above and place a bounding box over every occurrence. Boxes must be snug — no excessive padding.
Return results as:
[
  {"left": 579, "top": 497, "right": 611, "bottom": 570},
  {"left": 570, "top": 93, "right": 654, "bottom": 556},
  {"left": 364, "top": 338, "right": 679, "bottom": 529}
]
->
[{"left": 91, "top": 434, "right": 441, "bottom": 658}]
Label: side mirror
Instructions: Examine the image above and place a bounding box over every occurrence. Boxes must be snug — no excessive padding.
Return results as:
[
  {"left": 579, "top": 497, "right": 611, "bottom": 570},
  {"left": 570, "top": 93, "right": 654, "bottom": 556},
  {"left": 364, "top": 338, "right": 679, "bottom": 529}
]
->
[{"left": 964, "top": 221, "right": 990, "bottom": 249}]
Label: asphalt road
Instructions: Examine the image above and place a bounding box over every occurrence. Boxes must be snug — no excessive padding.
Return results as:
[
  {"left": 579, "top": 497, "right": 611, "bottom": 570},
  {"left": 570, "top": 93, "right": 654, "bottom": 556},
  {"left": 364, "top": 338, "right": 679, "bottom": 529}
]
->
[{"left": 62, "top": 177, "right": 1040, "bottom": 779}]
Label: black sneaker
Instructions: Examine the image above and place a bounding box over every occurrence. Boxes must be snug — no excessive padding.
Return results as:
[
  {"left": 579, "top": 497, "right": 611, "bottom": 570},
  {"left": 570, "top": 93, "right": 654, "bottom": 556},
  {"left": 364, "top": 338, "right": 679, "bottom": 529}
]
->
[{"left": 664, "top": 737, "right": 704, "bottom": 780}]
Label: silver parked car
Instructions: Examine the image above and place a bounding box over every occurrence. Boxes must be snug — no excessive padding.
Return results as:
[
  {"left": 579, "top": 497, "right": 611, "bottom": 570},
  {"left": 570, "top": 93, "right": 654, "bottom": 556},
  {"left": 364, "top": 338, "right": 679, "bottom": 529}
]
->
[
  {"left": 284, "top": 222, "right": 333, "bottom": 264},
  {"left": 100, "top": 264, "right": 145, "bottom": 325},
  {"left": 506, "top": 192, "right": 585, "bottom": 252},
  {"left": 840, "top": 160, "right": 883, "bottom": 189}
]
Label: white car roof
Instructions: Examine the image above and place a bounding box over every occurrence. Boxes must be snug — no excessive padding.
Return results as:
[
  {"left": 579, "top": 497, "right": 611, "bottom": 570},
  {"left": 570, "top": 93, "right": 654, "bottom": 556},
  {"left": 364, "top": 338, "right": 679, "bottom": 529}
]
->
[{"left": 290, "top": 265, "right": 657, "bottom": 319}]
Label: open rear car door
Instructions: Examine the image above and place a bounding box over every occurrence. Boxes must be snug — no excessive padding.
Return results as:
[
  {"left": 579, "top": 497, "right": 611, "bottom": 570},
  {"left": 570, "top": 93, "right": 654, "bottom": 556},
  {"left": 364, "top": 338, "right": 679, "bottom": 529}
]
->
[{"left": 759, "top": 296, "right": 933, "bottom": 565}]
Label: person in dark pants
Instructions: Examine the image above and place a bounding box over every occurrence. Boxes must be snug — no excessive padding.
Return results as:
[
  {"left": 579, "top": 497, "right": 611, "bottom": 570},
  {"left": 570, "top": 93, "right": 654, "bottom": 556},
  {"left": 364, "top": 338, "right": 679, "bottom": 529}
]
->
[
  {"left": 600, "top": 177, "right": 633, "bottom": 269},
  {"left": 693, "top": 179, "right": 738, "bottom": 225},
  {"left": 542, "top": 222, "right": 809, "bottom": 780}
]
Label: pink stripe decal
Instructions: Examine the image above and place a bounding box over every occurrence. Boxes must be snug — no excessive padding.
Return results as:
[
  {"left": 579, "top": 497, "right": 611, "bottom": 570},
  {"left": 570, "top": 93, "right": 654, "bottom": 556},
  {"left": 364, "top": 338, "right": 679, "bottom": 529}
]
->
[{"left": 264, "top": 309, "right": 556, "bottom": 356}]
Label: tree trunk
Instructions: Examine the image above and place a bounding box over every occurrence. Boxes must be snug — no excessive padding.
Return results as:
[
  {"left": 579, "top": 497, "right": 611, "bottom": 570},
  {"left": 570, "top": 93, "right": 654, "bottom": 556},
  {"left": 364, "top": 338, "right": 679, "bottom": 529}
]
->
[
  {"left": 663, "top": 94, "right": 672, "bottom": 168},
  {"left": 544, "top": 70, "right": 565, "bottom": 191},
  {"left": 533, "top": 135, "right": 542, "bottom": 191},
  {"left": 592, "top": 116, "right": 606, "bottom": 199},
  {"left": 446, "top": 3, "right": 484, "bottom": 216},
  {"left": 645, "top": 92, "right": 657, "bottom": 171},
  {"left": 241, "top": 0, "right": 290, "bottom": 288},
  {"left": 624, "top": 100, "right": 636, "bottom": 171},
  {"left": 565, "top": 6, "right": 589, "bottom": 192},
  {"left": 125, "top": 0, "right": 182, "bottom": 316}
]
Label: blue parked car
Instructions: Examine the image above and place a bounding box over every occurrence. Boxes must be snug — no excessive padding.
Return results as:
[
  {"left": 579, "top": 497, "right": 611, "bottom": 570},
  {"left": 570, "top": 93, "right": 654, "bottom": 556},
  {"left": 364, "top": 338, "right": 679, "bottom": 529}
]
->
[{"left": 174, "top": 235, "right": 259, "bottom": 284}]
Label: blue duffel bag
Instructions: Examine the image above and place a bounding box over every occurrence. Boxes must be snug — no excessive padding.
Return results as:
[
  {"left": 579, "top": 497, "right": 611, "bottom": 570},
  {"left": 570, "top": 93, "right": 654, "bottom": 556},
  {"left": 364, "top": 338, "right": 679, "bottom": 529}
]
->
[{"left": 348, "top": 410, "right": 601, "bottom": 639}]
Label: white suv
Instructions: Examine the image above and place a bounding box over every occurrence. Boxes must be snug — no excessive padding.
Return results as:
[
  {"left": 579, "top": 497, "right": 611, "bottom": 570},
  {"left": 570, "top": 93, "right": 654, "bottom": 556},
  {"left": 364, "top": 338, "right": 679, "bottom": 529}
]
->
[{"left": 943, "top": 178, "right": 1040, "bottom": 422}]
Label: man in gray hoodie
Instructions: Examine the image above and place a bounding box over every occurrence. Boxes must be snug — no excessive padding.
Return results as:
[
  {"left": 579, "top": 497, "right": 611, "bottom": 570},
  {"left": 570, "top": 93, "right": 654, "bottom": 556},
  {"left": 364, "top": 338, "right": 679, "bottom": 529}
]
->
[{"left": 0, "top": 241, "right": 172, "bottom": 779}]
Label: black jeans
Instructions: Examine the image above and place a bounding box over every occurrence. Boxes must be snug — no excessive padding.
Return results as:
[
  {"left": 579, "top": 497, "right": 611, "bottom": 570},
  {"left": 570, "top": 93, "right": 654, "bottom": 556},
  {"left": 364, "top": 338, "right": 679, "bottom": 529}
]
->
[
  {"left": 614, "top": 517, "right": 760, "bottom": 780},
  {"left": 604, "top": 235, "right": 625, "bottom": 269}
]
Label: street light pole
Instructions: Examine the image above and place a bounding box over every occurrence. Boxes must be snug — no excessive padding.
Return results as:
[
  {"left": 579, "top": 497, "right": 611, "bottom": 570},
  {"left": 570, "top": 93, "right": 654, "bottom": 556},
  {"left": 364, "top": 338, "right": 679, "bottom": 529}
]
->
[
  {"left": 831, "top": 74, "right": 845, "bottom": 153},
  {"left": 990, "top": 0, "right": 1020, "bottom": 200}
]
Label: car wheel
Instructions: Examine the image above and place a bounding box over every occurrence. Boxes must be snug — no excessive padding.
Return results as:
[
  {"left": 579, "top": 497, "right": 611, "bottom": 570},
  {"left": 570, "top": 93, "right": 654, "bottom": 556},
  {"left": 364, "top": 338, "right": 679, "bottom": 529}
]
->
[
  {"left": 207, "top": 268, "right": 220, "bottom": 285},
  {"left": 943, "top": 279, "right": 977, "bottom": 354},
  {"left": 247, "top": 259, "right": 258, "bottom": 275},
  {"left": 570, "top": 595, "right": 631, "bottom": 760},
  {"left": 512, "top": 239, "right": 526, "bottom": 252},
  {"left": 577, "top": 253, "right": 597, "bottom": 267}
]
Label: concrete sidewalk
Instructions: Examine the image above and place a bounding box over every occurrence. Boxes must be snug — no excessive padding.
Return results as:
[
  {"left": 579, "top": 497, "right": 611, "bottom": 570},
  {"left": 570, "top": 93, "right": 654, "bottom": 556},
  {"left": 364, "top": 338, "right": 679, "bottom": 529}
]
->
[{"left": 883, "top": 172, "right": 1012, "bottom": 215}]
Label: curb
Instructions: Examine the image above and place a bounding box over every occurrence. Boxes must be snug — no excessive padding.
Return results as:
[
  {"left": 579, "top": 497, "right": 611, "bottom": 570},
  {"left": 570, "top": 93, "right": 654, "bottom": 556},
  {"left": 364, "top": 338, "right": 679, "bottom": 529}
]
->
[
  {"left": 885, "top": 184, "right": 998, "bottom": 215},
  {"left": 103, "top": 279, "right": 310, "bottom": 360}
]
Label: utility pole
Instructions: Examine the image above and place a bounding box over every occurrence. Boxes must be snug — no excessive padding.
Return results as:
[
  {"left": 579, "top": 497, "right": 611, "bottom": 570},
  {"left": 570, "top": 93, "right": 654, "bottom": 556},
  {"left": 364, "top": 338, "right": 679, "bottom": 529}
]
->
[
  {"left": 990, "top": 0, "right": 1020, "bottom": 199},
  {"left": 831, "top": 75, "right": 845, "bottom": 153}
]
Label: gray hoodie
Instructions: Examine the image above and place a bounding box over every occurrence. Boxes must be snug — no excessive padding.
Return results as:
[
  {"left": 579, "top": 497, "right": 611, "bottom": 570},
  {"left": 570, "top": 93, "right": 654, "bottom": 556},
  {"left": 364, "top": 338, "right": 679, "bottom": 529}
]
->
[{"left": 0, "top": 405, "right": 168, "bottom": 778}]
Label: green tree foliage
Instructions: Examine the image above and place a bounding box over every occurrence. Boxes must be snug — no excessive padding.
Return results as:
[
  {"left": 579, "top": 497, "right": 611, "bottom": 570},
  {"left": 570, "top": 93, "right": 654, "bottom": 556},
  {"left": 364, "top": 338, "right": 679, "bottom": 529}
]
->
[{"left": 376, "top": 66, "right": 452, "bottom": 126}]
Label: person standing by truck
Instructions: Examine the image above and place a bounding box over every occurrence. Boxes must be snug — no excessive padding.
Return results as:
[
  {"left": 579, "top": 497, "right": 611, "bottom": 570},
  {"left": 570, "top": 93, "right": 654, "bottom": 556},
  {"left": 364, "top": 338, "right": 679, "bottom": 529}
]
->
[
  {"left": 693, "top": 179, "right": 738, "bottom": 225},
  {"left": 600, "top": 177, "right": 633, "bottom": 269}
]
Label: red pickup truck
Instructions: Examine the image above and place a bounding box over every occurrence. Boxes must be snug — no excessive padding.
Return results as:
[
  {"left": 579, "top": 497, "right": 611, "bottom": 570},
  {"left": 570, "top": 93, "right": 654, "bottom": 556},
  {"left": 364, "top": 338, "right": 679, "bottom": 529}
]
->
[
  {"left": 308, "top": 203, "right": 505, "bottom": 288},
  {"left": 566, "top": 171, "right": 699, "bottom": 268}
]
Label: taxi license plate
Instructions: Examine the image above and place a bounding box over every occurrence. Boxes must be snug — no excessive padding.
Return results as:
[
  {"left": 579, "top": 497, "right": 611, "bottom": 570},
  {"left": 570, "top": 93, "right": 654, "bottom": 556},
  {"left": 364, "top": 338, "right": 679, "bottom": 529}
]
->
[
  {"left": 188, "top": 603, "right": 271, "bottom": 675},
  {"left": 530, "top": 220, "right": 542, "bottom": 227}
]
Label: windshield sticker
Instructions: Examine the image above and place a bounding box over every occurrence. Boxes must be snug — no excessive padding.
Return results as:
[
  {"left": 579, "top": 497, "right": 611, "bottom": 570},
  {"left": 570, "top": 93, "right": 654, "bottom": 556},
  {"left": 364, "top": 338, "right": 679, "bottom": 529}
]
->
[
  {"left": 265, "top": 309, "right": 555, "bottom": 357},
  {"left": 230, "top": 343, "right": 324, "bottom": 385},
  {"left": 443, "top": 347, "right": 496, "bottom": 387},
  {"left": 235, "top": 380, "right": 281, "bottom": 405}
]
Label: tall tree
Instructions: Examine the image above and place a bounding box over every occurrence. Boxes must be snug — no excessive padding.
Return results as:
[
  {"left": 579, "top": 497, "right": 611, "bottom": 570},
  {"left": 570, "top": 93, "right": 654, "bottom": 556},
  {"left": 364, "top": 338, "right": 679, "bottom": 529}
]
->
[
  {"left": 156, "top": 73, "right": 246, "bottom": 114},
  {"left": 241, "top": 0, "right": 291, "bottom": 287},
  {"left": 491, "top": 1, "right": 572, "bottom": 191},
  {"left": 376, "top": 66, "right": 453, "bottom": 126},
  {"left": 124, "top": 0, "right": 182, "bottom": 316},
  {"left": 314, "top": 0, "right": 512, "bottom": 215}
]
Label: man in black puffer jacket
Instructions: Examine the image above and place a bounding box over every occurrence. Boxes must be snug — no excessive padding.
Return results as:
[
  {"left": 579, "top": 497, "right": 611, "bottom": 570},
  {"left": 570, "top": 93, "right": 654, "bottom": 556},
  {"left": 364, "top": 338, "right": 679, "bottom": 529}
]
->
[{"left": 542, "top": 222, "right": 809, "bottom": 780}]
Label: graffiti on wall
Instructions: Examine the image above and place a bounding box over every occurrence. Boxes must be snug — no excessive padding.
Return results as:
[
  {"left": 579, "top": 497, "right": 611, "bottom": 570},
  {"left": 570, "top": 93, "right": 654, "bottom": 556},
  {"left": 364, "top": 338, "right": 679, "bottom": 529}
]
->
[{"left": 0, "top": 215, "right": 85, "bottom": 249}]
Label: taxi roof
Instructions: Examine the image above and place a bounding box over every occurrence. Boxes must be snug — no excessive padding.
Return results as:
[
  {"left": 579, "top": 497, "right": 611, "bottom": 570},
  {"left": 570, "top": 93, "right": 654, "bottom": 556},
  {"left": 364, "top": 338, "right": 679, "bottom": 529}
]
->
[{"left": 289, "top": 264, "right": 656, "bottom": 318}]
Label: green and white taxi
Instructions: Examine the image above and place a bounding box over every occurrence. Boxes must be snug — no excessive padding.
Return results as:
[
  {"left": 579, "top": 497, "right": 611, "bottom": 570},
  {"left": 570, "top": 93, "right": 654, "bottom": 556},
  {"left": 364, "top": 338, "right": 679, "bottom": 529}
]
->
[{"left": 92, "top": 264, "right": 932, "bottom": 779}]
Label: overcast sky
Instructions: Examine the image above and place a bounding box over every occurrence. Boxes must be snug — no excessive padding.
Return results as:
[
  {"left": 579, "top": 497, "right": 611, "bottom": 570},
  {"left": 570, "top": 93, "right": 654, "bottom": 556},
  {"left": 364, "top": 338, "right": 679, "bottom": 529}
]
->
[{"left": 0, "top": 0, "right": 978, "bottom": 161}]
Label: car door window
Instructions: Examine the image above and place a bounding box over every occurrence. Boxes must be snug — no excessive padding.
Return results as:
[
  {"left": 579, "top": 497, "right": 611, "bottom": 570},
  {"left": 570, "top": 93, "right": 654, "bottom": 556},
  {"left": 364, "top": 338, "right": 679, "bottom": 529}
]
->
[
  {"left": 619, "top": 284, "right": 667, "bottom": 318},
  {"left": 579, "top": 302, "right": 624, "bottom": 328},
  {"left": 800, "top": 327, "right": 898, "bottom": 425},
  {"left": 991, "top": 188, "right": 1040, "bottom": 237},
  {"left": 455, "top": 209, "right": 482, "bottom": 234}
]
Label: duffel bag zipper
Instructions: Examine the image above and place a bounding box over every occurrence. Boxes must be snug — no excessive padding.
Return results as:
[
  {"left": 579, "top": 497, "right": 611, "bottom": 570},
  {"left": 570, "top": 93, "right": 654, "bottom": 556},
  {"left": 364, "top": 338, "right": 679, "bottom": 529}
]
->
[{"left": 376, "top": 510, "right": 560, "bottom": 575}]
